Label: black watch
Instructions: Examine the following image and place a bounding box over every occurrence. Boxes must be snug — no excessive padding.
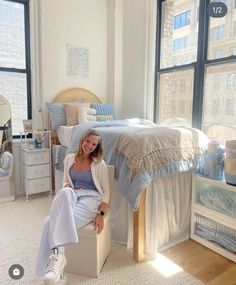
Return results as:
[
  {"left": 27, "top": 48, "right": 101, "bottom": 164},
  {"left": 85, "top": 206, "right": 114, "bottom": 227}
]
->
[{"left": 98, "top": 210, "right": 105, "bottom": 216}]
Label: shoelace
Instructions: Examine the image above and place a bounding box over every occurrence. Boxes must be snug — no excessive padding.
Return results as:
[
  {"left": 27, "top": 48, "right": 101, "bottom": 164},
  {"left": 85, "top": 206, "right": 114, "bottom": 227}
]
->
[{"left": 46, "top": 255, "right": 59, "bottom": 273}]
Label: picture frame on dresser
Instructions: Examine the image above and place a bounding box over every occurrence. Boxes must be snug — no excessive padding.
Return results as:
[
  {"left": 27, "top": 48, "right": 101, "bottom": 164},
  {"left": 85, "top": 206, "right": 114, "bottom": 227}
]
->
[
  {"left": 22, "top": 119, "right": 33, "bottom": 132},
  {"left": 20, "top": 130, "right": 52, "bottom": 201}
]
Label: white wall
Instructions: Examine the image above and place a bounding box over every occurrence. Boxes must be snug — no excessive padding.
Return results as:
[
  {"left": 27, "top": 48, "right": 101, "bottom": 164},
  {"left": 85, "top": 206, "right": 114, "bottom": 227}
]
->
[
  {"left": 30, "top": 0, "right": 156, "bottom": 121},
  {"left": 107, "top": 0, "right": 156, "bottom": 120},
  {"left": 32, "top": 0, "right": 107, "bottom": 110},
  {"left": 121, "top": 0, "right": 156, "bottom": 119}
]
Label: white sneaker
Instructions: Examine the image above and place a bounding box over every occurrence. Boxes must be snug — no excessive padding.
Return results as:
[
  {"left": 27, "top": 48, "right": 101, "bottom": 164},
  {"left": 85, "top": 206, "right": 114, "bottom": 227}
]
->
[{"left": 43, "top": 250, "right": 67, "bottom": 284}]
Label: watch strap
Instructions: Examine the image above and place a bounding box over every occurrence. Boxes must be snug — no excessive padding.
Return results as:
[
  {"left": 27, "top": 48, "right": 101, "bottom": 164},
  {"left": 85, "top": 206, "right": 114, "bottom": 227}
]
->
[{"left": 98, "top": 210, "right": 105, "bottom": 216}]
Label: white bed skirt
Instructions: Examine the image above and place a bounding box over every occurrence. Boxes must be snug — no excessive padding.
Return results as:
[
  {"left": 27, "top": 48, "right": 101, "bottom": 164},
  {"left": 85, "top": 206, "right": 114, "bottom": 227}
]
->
[{"left": 54, "top": 167, "right": 192, "bottom": 259}]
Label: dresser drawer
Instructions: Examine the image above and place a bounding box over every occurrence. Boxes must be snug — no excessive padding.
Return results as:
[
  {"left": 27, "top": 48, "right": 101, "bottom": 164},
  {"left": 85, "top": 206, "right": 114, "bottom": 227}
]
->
[
  {"left": 25, "top": 177, "right": 51, "bottom": 195},
  {"left": 24, "top": 164, "right": 50, "bottom": 179},
  {"left": 23, "top": 150, "right": 50, "bottom": 166}
]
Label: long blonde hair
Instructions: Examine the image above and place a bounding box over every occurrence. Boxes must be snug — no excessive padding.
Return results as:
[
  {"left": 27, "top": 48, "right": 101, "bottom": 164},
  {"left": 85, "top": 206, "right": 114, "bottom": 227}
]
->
[{"left": 75, "top": 130, "right": 103, "bottom": 163}]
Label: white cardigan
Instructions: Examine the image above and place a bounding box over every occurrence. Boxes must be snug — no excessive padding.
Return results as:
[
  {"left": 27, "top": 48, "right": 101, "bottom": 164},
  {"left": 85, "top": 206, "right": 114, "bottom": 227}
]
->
[{"left": 63, "top": 153, "right": 110, "bottom": 204}]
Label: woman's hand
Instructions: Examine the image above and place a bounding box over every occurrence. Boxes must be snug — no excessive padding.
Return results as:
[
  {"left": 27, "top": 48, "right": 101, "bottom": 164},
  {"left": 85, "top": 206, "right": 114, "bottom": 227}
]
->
[
  {"left": 92, "top": 214, "right": 104, "bottom": 234},
  {"left": 99, "top": 202, "right": 109, "bottom": 213}
]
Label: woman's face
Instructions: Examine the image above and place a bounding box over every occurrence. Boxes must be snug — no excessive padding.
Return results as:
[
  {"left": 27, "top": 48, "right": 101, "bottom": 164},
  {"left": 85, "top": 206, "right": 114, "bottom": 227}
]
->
[{"left": 81, "top": 134, "right": 100, "bottom": 154}]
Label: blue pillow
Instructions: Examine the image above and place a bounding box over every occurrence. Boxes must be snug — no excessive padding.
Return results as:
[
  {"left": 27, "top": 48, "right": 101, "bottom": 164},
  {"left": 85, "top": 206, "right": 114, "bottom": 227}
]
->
[
  {"left": 46, "top": 102, "right": 66, "bottom": 130},
  {"left": 90, "top": 103, "right": 116, "bottom": 119}
]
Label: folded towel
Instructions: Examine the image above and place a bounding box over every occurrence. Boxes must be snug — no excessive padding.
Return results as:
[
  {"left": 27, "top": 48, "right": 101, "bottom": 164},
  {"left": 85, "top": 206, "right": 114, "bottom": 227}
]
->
[
  {"left": 87, "top": 108, "right": 96, "bottom": 115},
  {"left": 78, "top": 107, "right": 96, "bottom": 123}
]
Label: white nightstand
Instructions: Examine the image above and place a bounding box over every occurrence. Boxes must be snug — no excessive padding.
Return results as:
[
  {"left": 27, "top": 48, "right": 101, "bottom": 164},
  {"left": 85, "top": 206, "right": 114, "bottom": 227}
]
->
[
  {"left": 191, "top": 175, "right": 236, "bottom": 262},
  {"left": 20, "top": 131, "right": 52, "bottom": 201}
]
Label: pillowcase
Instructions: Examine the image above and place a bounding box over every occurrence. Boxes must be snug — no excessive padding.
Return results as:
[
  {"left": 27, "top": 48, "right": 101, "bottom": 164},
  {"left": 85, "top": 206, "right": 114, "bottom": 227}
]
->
[
  {"left": 78, "top": 107, "right": 97, "bottom": 124},
  {"left": 90, "top": 103, "right": 116, "bottom": 119},
  {"left": 63, "top": 103, "right": 90, "bottom": 126},
  {"left": 46, "top": 102, "right": 66, "bottom": 130},
  {"left": 96, "top": 115, "right": 113, "bottom": 122}
]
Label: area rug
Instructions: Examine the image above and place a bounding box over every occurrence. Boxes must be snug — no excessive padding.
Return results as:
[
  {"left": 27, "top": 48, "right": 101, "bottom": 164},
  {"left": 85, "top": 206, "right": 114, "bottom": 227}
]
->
[{"left": 0, "top": 196, "right": 204, "bottom": 285}]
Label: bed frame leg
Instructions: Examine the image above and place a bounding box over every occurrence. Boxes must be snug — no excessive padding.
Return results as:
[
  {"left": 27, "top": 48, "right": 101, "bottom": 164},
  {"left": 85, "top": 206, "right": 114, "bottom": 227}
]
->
[{"left": 133, "top": 189, "right": 146, "bottom": 262}]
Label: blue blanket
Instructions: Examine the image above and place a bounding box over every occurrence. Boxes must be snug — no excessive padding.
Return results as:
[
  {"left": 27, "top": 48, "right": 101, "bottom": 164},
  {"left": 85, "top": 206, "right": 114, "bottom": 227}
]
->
[{"left": 65, "top": 119, "right": 203, "bottom": 210}]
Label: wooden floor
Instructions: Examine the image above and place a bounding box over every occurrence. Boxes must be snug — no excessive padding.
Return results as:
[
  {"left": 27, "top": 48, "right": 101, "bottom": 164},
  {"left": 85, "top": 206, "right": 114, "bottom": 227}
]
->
[{"left": 162, "top": 239, "right": 236, "bottom": 285}]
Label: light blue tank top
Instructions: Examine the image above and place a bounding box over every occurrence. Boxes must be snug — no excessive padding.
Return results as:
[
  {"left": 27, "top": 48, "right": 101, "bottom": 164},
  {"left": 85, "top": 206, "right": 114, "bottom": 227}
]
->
[{"left": 69, "top": 168, "right": 97, "bottom": 191}]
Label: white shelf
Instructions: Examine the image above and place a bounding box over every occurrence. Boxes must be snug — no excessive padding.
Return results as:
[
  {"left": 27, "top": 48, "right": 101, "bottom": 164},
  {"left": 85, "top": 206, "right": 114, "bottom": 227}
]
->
[
  {"left": 191, "top": 175, "right": 236, "bottom": 263},
  {"left": 193, "top": 175, "right": 236, "bottom": 193}
]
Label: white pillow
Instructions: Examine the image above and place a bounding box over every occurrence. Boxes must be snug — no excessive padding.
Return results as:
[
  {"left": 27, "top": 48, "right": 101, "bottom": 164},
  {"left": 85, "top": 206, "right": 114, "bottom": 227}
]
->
[
  {"left": 78, "top": 107, "right": 97, "bottom": 124},
  {"left": 57, "top": 126, "right": 73, "bottom": 147}
]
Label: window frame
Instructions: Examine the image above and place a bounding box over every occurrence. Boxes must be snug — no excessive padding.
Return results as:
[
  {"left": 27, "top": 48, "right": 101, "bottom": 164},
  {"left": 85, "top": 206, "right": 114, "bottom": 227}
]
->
[
  {"left": 0, "top": 0, "right": 32, "bottom": 137},
  {"left": 154, "top": 0, "right": 236, "bottom": 129}
]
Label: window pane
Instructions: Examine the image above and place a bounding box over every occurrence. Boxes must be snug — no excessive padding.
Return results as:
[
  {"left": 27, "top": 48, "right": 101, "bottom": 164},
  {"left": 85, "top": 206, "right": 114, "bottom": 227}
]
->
[
  {"left": 160, "top": 0, "right": 199, "bottom": 68},
  {"left": 156, "top": 69, "right": 194, "bottom": 127},
  {"left": 0, "top": 0, "right": 25, "bottom": 69},
  {"left": 0, "top": 71, "right": 27, "bottom": 135},
  {"left": 202, "top": 62, "right": 236, "bottom": 144},
  {"left": 208, "top": 0, "right": 236, "bottom": 59}
]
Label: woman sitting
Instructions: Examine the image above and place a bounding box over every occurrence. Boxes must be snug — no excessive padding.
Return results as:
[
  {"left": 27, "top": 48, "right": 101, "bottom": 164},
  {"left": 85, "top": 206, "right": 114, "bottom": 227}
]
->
[{"left": 36, "top": 130, "right": 110, "bottom": 284}]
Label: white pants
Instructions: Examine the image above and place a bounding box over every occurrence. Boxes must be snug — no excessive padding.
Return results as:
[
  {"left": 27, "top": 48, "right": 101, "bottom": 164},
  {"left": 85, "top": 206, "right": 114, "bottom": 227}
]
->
[{"left": 36, "top": 187, "right": 102, "bottom": 276}]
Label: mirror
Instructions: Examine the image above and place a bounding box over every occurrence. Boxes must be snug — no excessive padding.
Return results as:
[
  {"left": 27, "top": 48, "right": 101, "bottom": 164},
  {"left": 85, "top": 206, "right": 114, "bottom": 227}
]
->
[{"left": 0, "top": 95, "right": 12, "bottom": 155}]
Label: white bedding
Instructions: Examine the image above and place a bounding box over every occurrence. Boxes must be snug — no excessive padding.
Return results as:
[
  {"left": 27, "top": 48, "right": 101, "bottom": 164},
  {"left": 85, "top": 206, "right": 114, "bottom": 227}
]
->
[{"left": 57, "top": 126, "right": 73, "bottom": 147}]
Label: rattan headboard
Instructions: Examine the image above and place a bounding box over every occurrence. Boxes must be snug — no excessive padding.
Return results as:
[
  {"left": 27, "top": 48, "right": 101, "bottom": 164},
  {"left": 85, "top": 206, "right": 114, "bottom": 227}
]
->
[
  {"left": 52, "top": 87, "right": 101, "bottom": 104},
  {"left": 49, "top": 87, "right": 102, "bottom": 144}
]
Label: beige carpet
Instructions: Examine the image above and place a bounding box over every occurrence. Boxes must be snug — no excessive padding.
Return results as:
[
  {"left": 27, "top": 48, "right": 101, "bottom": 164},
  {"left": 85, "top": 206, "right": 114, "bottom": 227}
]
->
[{"left": 0, "top": 195, "right": 204, "bottom": 285}]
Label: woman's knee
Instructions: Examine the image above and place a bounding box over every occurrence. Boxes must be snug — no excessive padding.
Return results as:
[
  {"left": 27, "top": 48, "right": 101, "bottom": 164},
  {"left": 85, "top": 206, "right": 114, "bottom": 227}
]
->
[{"left": 56, "top": 187, "right": 76, "bottom": 201}]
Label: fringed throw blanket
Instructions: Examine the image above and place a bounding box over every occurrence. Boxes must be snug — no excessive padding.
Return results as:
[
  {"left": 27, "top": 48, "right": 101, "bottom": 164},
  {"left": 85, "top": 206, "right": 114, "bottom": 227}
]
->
[
  {"left": 65, "top": 120, "right": 208, "bottom": 209},
  {"left": 115, "top": 126, "right": 208, "bottom": 179}
]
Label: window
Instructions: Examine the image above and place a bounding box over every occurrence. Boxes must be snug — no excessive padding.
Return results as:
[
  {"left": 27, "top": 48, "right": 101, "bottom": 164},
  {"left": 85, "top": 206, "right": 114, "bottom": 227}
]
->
[
  {"left": 212, "top": 99, "right": 220, "bottom": 115},
  {"left": 157, "top": 69, "right": 194, "bottom": 126},
  {"left": 210, "top": 25, "right": 225, "bottom": 41},
  {"left": 227, "top": 73, "right": 236, "bottom": 90},
  {"left": 180, "top": 56, "right": 189, "bottom": 65},
  {"left": 173, "top": 11, "right": 190, "bottom": 29},
  {"left": 231, "top": 47, "right": 236, "bottom": 55},
  {"left": 173, "top": 36, "right": 188, "bottom": 51},
  {"left": 225, "top": 98, "right": 234, "bottom": 115},
  {"left": 0, "top": 0, "right": 31, "bottom": 136},
  {"left": 160, "top": 0, "right": 198, "bottom": 68},
  {"left": 215, "top": 50, "right": 222, "bottom": 59},
  {"left": 213, "top": 75, "right": 221, "bottom": 91},
  {"left": 155, "top": 0, "right": 236, "bottom": 145}
]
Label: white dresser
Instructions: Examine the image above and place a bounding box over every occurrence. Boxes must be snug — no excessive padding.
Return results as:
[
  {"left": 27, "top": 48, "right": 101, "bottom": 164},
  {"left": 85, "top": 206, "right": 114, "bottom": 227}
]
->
[
  {"left": 191, "top": 175, "right": 236, "bottom": 262},
  {"left": 21, "top": 131, "right": 52, "bottom": 201}
]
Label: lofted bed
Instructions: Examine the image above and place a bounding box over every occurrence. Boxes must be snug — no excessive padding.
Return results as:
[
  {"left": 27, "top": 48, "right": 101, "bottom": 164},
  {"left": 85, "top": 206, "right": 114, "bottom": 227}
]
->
[{"left": 47, "top": 87, "right": 209, "bottom": 262}]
